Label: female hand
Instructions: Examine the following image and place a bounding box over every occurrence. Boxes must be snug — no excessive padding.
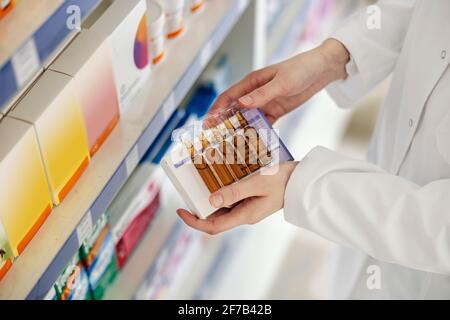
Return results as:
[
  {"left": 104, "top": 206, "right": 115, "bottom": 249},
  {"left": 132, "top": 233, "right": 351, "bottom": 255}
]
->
[
  {"left": 209, "top": 39, "right": 350, "bottom": 123},
  {"left": 177, "top": 162, "right": 299, "bottom": 235}
]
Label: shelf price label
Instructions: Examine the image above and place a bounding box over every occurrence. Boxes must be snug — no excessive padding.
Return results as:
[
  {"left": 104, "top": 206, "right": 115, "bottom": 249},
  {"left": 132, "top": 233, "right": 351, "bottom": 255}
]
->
[
  {"left": 126, "top": 145, "right": 140, "bottom": 177},
  {"left": 162, "top": 92, "right": 176, "bottom": 122},
  {"left": 199, "top": 40, "right": 213, "bottom": 69},
  {"left": 76, "top": 211, "right": 93, "bottom": 245},
  {"left": 11, "top": 38, "right": 41, "bottom": 88}
]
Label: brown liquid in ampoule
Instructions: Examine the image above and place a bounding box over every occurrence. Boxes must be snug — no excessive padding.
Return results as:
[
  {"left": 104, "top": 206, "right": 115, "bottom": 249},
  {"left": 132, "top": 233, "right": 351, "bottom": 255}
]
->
[
  {"left": 226, "top": 112, "right": 261, "bottom": 172},
  {"left": 235, "top": 111, "right": 272, "bottom": 165},
  {"left": 200, "top": 134, "right": 235, "bottom": 186},
  {"left": 211, "top": 127, "right": 250, "bottom": 180},
  {"left": 185, "top": 142, "right": 221, "bottom": 193}
]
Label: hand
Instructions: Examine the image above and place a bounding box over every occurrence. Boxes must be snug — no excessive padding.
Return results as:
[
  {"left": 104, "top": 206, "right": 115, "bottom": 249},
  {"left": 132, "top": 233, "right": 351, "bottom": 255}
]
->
[
  {"left": 209, "top": 39, "right": 350, "bottom": 123},
  {"left": 177, "top": 162, "right": 299, "bottom": 235}
]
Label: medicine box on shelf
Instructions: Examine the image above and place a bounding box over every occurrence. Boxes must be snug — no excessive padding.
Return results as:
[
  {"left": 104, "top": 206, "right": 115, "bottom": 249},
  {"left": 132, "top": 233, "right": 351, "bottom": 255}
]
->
[
  {"left": 79, "top": 214, "right": 118, "bottom": 300},
  {"left": 50, "top": 29, "right": 120, "bottom": 157},
  {"left": 0, "top": 117, "right": 53, "bottom": 262},
  {"left": 88, "top": 0, "right": 150, "bottom": 114},
  {"left": 108, "top": 163, "right": 161, "bottom": 269},
  {"left": 8, "top": 70, "right": 90, "bottom": 206},
  {"left": 54, "top": 252, "right": 92, "bottom": 300}
]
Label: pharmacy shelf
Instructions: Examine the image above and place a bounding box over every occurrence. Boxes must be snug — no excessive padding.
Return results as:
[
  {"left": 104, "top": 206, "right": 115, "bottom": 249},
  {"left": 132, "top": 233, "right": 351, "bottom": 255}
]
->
[
  {"left": 103, "top": 181, "right": 180, "bottom": 300},
  {"left": 266, "top": 0, "right": 311, "bottom": 63},
  {"left": 0, "top": 0, "right": 63, "bottom": 67},
  {"left": 104, "top": 176, "right": 223, "bottom": 300},
  {"left": 0, "top": 0, "right": 101, "bottom": 110},
  {"left": 0, "top": 0, "right": 249, "bottom": 300}
]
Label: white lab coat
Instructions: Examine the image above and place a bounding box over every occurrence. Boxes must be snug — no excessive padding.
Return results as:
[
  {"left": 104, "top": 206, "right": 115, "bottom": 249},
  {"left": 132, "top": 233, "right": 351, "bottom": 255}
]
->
[{"left": 284, "top": 0, "right": 450, "bottom": 299}]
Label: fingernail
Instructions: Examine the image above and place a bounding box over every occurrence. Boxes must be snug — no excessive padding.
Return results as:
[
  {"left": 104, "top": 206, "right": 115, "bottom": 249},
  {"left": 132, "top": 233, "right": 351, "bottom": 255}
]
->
[
  {"left": 239, "top": 95, "right": 254, "bottom": 106},
  {"left": 210, "top": 194, "right": 224, "bottom": 208}
]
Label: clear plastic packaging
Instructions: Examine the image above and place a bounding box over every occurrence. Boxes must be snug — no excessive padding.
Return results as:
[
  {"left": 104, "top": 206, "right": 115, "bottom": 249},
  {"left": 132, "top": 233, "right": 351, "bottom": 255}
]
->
[{"left": 161, "top": 105, "right": 294, "bottom": 219}]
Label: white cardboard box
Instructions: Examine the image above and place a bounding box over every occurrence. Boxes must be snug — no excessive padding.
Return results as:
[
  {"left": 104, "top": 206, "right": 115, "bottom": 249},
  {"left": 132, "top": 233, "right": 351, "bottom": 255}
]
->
[
  {"left": 9, "top": 71, "right": 90, "bottom": 205},
  {"left": 50, "top": 29, "right": 120, "bottom": 156},
  {"left": 0, "top": 117, "right": 53, "bottom": 258},
  {"left": 89, "top": 0, "right": 150, "bottom": 113}
]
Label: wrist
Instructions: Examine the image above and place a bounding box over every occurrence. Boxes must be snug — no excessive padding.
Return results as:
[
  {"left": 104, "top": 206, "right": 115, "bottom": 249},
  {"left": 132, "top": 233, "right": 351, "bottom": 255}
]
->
[{"left": 318, "top": 38, "right": 350, "bottom": 81}]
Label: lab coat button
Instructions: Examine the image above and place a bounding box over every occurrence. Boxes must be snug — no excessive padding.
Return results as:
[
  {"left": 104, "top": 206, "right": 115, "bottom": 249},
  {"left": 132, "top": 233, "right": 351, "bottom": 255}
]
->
[
  {"left": 441, "top": 50, "right": 447, "bottom": 59},
  {"left": 409, "top": 119, "right": 414, "bottom": 128}
]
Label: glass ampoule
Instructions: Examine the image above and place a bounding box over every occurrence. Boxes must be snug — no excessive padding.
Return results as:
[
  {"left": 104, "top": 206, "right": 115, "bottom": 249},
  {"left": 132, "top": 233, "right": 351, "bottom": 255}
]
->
[
  {"left": 233, "top": 110, "right": 272, "bottom": 166},
  {"left": 183, "top": 138, "right": 221, "bottom": 193},
  {"left": 199, "top": 131, "right": 236, "bottom": 186},
  {"left": 210, "top": 126, "right": 250, "bottom": 180}
]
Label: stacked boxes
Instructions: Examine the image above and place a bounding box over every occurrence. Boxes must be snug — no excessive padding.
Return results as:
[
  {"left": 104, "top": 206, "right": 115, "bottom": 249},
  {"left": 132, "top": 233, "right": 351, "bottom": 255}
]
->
[
  {"left": 0, "top": 0, "right": 101, "bottom": 112},
  {"left": 89, "top": 0, "right": 150, "bottom": 113},
  {"left": 0, "top": 118, "right": 53, "bottom": 263},
  {"left": 54, "top": 253, "right": 92, "bottom": 300},
  {"left": 9, "top": 71, "right": 90, "bottom": 205},
  {"left": 50, "top": 29, "right": 120, "bottom": 156},
  {"left": 79, "top": 214, "right": 118, "bottom": 300},
  {"left": 108, "top": 163, "right": 161, "bottom": 269}
]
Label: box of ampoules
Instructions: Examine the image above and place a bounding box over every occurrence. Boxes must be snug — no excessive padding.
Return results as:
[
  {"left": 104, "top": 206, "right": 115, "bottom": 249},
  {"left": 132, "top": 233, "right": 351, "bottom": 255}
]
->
[{"left": 161, "top": 107, "right": 294, "bottom": 219}]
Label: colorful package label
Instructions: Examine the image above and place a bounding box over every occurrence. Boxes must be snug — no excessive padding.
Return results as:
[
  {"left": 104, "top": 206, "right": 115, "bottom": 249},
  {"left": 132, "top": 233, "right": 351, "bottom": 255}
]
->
[
  {"left": 55, "top": 255, "right": 91, "bottom": 301},
  {"left": 0, "top": 222, "right": 13, "bottom": 280},
  {"left": 33, "top": 79, "right": 90, "bottom": 205},
  {"left": 112, "top": 180, "right": 159, "bottom": 243},
  {"left": 109, "top": 0, "right": 150, "bottom": 112},
  {"left": 85, "top": 230, "right": 116, "bottom": 289},
  {"left": 0, "top": 120, "right": 53, "bottom": 257},
  {"left": 73, "top": 41, "right": 120, "bottom": 156}
]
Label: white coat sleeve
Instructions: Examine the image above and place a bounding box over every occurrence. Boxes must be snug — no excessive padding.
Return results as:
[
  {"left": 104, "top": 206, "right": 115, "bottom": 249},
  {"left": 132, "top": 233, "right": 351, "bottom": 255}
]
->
[
  {"left": 326, "top": 0, "right": 416, "bottom": 108},
  {"left": 284, "top": 147, "right": 450, "bottom": 275}
]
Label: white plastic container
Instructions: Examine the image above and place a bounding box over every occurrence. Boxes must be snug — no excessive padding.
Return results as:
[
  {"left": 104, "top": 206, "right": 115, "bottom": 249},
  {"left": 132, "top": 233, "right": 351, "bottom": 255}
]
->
[
  {"left": 160, "top": 0, "right": 185, "bottom": 39},
  {"left": 147, "top": 0, "right": 165, "bottom": 64},
  {"left": 189, "top": 0, "right": 204, "bottom": 13}
]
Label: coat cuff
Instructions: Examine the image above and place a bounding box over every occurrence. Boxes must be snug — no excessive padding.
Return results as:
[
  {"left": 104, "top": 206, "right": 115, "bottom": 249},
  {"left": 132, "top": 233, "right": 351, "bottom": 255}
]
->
[
  {"left": 284, "top": 146, "right": 351, "bottom": 228},
  {"left": 325, "top": 27, "right": 374, "bottom": 109}
]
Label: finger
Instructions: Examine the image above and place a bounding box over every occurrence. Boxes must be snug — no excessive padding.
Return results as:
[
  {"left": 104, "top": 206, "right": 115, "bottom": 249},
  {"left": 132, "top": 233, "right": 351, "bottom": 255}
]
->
[
  {"left": 177, "top": 208, "right": 236, "bottom": 235},
  {"left": 178, "top": 196, "right": 270, "bottom": 234},
  {"left": 208, "top": 67, "right": 277, "bottom": 114},
  {"left": 239, "top": 78, "right": 287, "bottom": 109},
  {"left": 209, "top": 174, "right": 267, "bottom": 208},
  {"left": 177, "top": 209, "right": 212, "bottom": 233},
  {"left": 210, "top": 198, "right": 267, "bottom": 231},
  {"left": 260, "top": 79, "right": 329, "bottom": 124},
  {"left": 177, "top": 208, "right": 228, "bottom": 230}
]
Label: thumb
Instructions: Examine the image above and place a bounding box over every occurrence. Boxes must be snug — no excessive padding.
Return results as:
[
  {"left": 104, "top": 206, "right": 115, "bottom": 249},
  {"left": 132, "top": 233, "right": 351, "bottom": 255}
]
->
[{"left": 238, "top": 79, "right": 286, "bottom": 108}]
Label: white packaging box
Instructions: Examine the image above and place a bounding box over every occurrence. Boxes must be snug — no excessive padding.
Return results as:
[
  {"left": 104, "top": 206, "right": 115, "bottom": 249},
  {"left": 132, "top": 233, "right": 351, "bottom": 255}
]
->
[
  {"left": 161, "top": 143, "right": 215, "bottom": 219},
  {"left": 49, "top": 29, "right": 121, "bottom": 156},
  {"left": 161, "top": 108, "right": 294, "bottom": 219},
  {"left": 9, "top": 71, "right": 91, "bottom": 206},
  {"left": 89, "top": 0, "right": 150, "bottom": 114},
  {"left": 108, "top": 163, "right": 160, "bottom": 244}
]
